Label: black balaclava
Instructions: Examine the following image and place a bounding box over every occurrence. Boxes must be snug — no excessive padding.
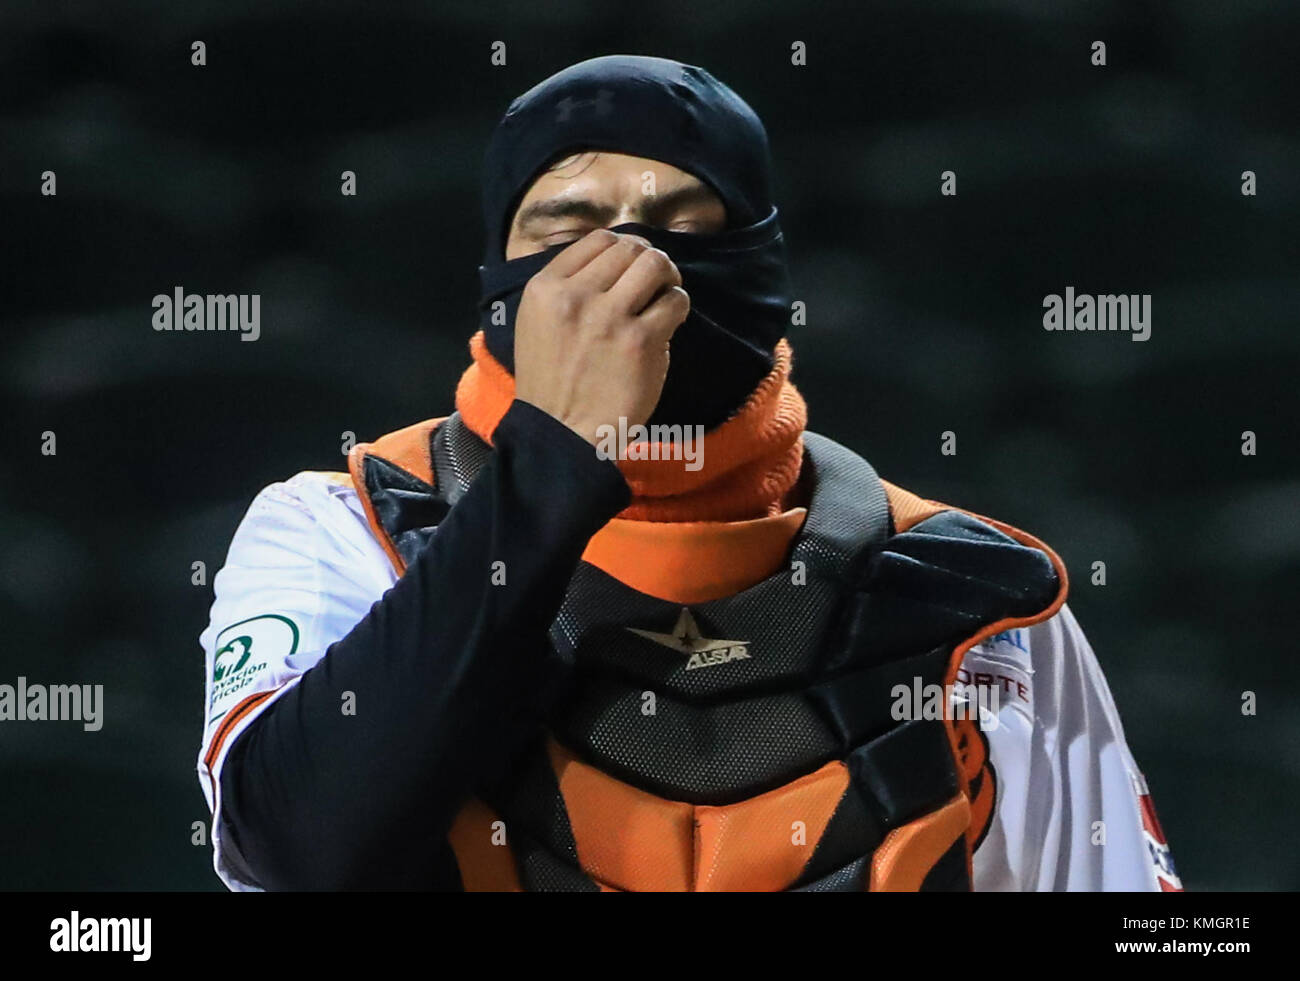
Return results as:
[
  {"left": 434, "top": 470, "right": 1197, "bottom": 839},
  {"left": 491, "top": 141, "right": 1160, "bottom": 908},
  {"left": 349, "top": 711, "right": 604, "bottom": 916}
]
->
[{"left": 478, "top": 55, "right": 793, "bottom": 432}]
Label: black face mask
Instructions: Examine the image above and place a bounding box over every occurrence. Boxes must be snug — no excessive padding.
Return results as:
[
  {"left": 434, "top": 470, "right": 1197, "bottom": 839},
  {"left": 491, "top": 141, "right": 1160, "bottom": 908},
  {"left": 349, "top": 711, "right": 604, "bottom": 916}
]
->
[
  {"left": 479, "top": 210, "right": 792, "bottom": 431},
  {"left": 478, "top": 55, "right": 793, "bottom": 432}
]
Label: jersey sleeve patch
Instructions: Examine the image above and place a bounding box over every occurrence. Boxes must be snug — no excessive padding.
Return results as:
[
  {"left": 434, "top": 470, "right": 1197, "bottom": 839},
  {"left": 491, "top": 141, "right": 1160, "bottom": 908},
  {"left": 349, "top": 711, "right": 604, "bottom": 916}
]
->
[{"left": 208, "top": 614, "right": 299, "bottom": 724}]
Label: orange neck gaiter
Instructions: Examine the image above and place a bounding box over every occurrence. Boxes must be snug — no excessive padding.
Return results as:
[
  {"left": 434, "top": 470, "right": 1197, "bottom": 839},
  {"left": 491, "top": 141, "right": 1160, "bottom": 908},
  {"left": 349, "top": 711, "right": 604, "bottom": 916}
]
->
[{"left": 454, "top": 331, "right": 808, "bottom": 522}]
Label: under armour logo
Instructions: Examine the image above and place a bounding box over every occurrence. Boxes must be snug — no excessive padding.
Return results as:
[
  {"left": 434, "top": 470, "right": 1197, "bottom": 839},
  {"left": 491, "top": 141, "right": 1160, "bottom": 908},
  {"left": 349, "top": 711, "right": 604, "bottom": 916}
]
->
[{"left": 555, "top": 89, "right": 614, "bottom": 123}]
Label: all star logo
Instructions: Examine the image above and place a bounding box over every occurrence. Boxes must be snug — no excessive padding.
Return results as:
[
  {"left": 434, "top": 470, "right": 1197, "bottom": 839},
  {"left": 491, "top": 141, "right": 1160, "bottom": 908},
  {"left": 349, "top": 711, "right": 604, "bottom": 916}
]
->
[{"left": 626, "top": 607, "right": 750, "bottom": 671}]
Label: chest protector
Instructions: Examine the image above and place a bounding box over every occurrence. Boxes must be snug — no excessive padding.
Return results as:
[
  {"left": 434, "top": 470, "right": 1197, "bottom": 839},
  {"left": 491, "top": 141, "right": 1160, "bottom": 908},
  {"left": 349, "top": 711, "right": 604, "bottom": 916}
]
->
[{"left": 347, "top": 413, "right": 1068, "bottom": 891}]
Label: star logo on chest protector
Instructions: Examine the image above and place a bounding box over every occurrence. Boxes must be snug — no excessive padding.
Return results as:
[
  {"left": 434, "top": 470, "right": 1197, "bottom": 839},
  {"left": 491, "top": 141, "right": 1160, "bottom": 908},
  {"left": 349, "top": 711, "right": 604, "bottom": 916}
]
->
[{"left": 626, "top": 607, "right": 751, "bottom": 671}]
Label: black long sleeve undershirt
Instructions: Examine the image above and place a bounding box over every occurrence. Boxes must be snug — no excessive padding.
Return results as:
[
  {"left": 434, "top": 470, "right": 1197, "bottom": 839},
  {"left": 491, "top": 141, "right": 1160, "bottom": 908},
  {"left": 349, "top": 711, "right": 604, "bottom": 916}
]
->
[{"left": 218, "top": 400, "right": 630, "bottom": 890}]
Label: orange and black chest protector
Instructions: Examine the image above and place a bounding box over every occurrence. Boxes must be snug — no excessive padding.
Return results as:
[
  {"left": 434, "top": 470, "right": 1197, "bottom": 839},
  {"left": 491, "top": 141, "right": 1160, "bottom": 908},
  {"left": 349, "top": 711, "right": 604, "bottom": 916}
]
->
[{"left": 350, "top": 414, "right": 1066, "bottom": 891}]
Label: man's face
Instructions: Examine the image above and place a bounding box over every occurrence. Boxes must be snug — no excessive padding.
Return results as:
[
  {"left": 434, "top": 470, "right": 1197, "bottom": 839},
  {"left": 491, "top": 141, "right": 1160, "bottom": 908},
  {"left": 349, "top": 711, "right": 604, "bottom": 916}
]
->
[{"left": 504, "top": 151, "right": 727, "bottom": 260}]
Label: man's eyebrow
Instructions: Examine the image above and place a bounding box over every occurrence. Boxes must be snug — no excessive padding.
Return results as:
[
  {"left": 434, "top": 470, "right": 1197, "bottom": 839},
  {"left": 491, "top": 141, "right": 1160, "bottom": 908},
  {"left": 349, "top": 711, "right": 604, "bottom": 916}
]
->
[
  {"left": 514, "top": 197, "right": 619, "bottom": 231},
  {"left": 642, "top": 183, "right": 722, "bottom": 223}
]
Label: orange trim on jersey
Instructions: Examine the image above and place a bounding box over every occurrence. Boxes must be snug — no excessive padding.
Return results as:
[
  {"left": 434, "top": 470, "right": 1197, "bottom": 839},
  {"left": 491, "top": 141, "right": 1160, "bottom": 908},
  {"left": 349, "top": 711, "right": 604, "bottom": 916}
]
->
[
  {"left": 581, "top": 507, "right": 808, "bottom": 604},
  {"left": 203, "top": 689, "right": 279, "bottom": 797},
  {"left": 869, "top": 793, "right": 971, "bottom": 891}
]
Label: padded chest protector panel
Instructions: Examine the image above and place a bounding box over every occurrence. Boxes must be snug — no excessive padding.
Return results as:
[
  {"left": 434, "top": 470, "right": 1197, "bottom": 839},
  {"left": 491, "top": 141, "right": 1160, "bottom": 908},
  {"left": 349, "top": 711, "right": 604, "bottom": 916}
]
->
[{"left": 348, "top": 413, "right": 1066, "bottom": 891}]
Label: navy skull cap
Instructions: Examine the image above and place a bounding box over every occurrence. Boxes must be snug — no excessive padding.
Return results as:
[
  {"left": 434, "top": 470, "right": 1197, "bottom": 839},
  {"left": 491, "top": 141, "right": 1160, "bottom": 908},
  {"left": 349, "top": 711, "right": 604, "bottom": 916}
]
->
[{"left": 481, "top": 55, "right": 775, "bottom": 261}]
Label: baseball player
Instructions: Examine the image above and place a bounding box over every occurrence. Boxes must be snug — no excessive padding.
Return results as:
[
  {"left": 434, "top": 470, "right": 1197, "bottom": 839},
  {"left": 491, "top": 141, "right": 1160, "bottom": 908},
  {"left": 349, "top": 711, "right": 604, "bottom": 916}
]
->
[{"left": 197, "top": 55, "right": 1181, "bottom": 892}]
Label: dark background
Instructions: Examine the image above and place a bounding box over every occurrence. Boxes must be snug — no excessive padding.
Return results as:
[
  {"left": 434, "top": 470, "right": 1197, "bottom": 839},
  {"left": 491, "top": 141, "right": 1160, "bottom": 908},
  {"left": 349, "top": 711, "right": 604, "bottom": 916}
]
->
[{"left": 1, "top": 0, "right": 1296, "bottom": 890}]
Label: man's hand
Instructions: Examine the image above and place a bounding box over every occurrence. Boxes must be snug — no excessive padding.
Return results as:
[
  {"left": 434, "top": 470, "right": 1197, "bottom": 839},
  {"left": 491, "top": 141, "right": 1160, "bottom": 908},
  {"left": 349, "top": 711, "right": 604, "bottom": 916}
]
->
[{"left": 513, "top": 229, "right": 690, "bottom": 447}]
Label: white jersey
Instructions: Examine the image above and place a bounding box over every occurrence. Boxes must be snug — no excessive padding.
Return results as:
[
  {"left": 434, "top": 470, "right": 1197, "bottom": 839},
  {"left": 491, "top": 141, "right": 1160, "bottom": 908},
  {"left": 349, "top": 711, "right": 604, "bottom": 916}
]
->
[{"left": 197, "top": 470, "right": 1182, "bottom": 893}]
